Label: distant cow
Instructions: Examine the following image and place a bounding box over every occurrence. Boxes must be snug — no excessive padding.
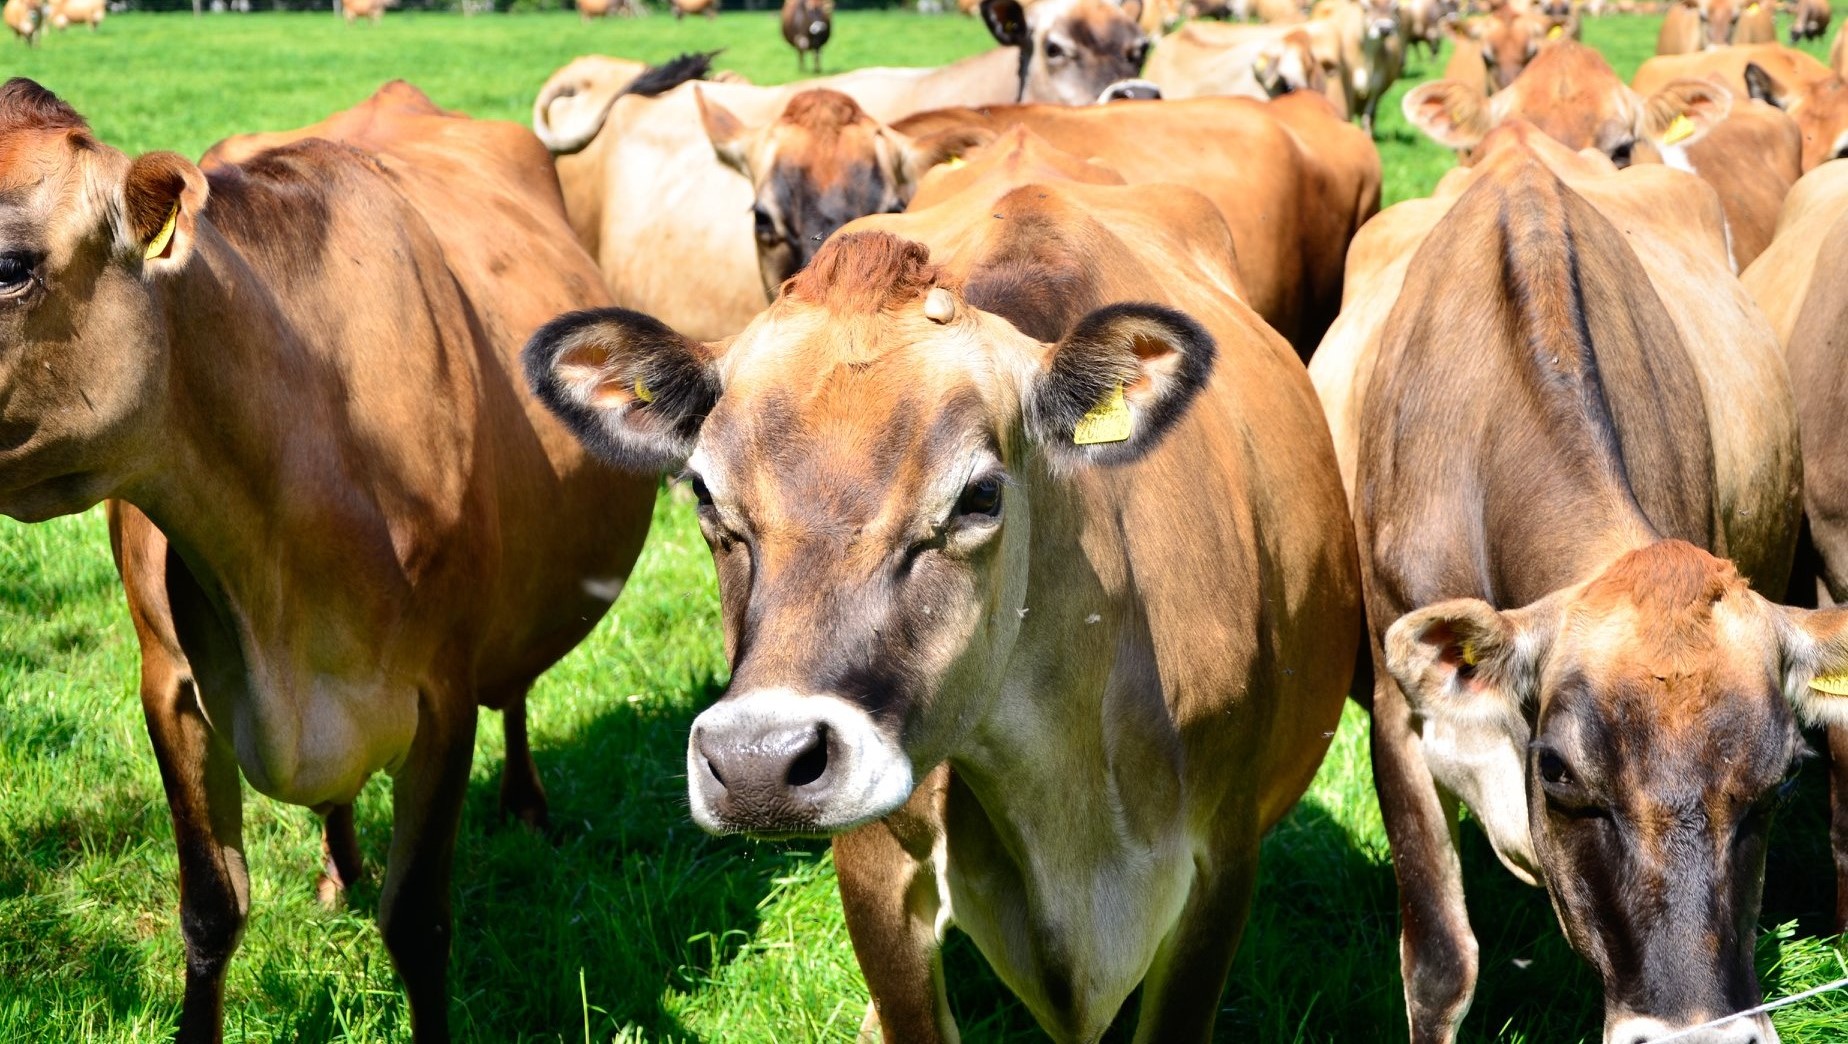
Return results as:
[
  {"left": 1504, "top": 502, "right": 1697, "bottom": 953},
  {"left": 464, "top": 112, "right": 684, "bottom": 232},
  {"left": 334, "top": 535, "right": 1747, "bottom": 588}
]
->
[
  {"left": 1792, "top": 0, "right": 1831, "bottom": 42},
  {"left": 1735, "top": 0, "right": 1775, "bottom": 42},
  {"left": 4, "top": 0, "right": 40, "bottom": 43},
  {"left": 1145, "top": 19, "right": 1346, "bottom": 110},
  {"left": 782, "top": 0, "right": 832, "bottom": 73},
  {"left": 1401, "top": 0, "right": 1458, "bottom": 56},
  {"left": 46, "top": 0, "right": 98, "bottom": 29},
  {"left": 342, "top": 0, "right": 384, "bottom": 21},
  {"left": 1312, "top": 120, "right": 1811, "bottom": 1044},
  {"left": 525, "top": 126, "right": 1361, "bottom": 1044},
  {"left": 1448, "top": 7, "right": 1548, "bottom": 91},
  {"left": 1659, "top": 0, "right": 1737, "bottom": 52},
  {"left": 1313, "top": 0, "right": 1405, "bottom": 133},
  {"left": 0, "top": 78, "right": 655, "bottom": 1042},
  {"left": 673, "top": 0, "right": 716, "bottom": 18}
]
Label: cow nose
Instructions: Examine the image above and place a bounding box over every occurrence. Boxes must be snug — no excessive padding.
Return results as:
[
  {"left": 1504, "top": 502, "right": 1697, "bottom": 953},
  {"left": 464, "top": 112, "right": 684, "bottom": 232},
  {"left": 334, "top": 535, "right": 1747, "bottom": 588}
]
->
[
  {"left": 1099, "top": 78, "right": 1162, "bottom": 103},
  {"left": 693, "top": 718, "right": 837, "bottom": 824},
  {"left": 1609, "top": 1017, "right": 1770, "bottom": 1044}
]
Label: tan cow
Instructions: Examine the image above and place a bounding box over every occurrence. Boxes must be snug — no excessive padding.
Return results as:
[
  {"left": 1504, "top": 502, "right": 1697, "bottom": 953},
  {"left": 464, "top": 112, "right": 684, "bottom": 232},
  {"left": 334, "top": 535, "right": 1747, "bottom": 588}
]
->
[
  {"left": 1735, "top": 0, "right": 1776, "bottom": 41},
  {"left": 1447, "top": 7, "right": 1548, "bottom": 92},
  {"left": 1791, "top": 0, "right": 1830, "bottom": 42},
  {"left": 1832, "top": 19, "right": 1848, "bottom": 73},
  {"left": 1743, "top": 59, "right": 1848, "bottom": 171},
  {"left": 4, "top": 0, "right": 40, "bottom": 43},
  {"left": 673, "top": 0, "right": 717, "bottom": 19},
  {"left": 525, "top": 126, "right": 1360, "bottom": 1044},
  {"left": 1258, "top": 0, "right": 1309, "bottom": 18},
  {"left": 342, "top": 0, "right": 384, "bottom": 22},
  {"left": 0, "top": 78, "right": 654, "bottom": 1042},
  {"left": 1313, "top": 0, "right": 1406, "bottom": 133},
  {"left": 537, "top": 0, "right": 1153, "bottom": 341},
  {"left": 1632, "top": 40, "right": 1832, "bottom": 95},
  {"left": 1145, "top": 19, "right": 1346, "bottom": 110},
  {"left": 1405, "top": 40, "right": 1800, "bottom": 267},
  {"left": 1402, "top": 0, "right": 1459, "bottom": 56},
  {"left": 46, "top": 0, "right": 99, "bottom": 29},
  {"left": 1658, "top": 0, "right": 1734, "bottom": 52},
  {"left": 1313, "top": 119, "right": 1811, "bottom": 1044},
  {"left": 699, "top": 89, "right": 1379, "bottom": 354}
]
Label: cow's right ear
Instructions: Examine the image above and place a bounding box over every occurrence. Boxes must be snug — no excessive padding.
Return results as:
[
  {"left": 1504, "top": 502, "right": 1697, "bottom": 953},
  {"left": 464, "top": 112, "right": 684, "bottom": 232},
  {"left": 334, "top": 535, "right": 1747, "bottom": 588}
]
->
[
  {"left": 981, "top": 0, "right": 1030, "bottom": 48},
  {"left": 1404, "top": 81, "right": 1492, "bottom": 151},
  {"left": 1638, "top": 77, "right": 1732, "bottom": 149},
  {"left": 1384, "top": 597, "right": 1553, "bottom": 727},
  {"left": 522, "top": 308, "right": 722, "bottom": 475},
  {"left": 695, "top": 88, "right": 752, "bottom": 178},
  {"left": 897, "top": 126, "right": 997, "bottom": 188},
  {"left": 122, "top": 151, "right": 207, "bottom": 275},
  {"left": 1743, "top": 62, "right": 1794, "bottom": 110}
]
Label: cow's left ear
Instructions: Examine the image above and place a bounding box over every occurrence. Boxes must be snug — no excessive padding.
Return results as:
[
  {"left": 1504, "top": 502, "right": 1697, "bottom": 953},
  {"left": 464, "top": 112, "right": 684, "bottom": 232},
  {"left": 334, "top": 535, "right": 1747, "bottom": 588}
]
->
[
  {"left": 121, "top": 151, "right": 207, "bottom": 275},
  {"left": 981, "top": 0, "right": 1030, "bottom": 48},
  {"left": 695, "top": 88, "right": 753, "bottom": 178},
  {"left": 1025, "top": 302, "right": 1215, "bottom": 470},
  {"left": 1404, "top": 81, "right": 1492, "bottom": 151},
  {"left": 1385, "top": 595, "right": 1557, "bottom": 729},
  {"left": 1743, "top": 62, "right": 1795, "bottom": 110},
  {"left": 1777, "top": 605, "right": 1848, "bottom": 728},
  {"left": 1638, "top": 78, "right": 1732, "bottom": 150}
]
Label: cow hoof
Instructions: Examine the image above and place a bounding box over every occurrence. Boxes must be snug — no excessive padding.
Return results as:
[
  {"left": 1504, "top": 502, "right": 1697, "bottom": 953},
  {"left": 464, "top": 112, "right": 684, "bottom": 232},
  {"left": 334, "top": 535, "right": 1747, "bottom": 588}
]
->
[{"left": 316, "top": 872, "right": 346, "bottom": 911}]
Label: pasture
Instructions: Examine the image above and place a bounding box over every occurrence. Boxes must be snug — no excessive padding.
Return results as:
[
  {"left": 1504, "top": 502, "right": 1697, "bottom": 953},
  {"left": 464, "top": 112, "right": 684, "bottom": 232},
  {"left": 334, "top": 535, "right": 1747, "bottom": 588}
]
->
[{"left": 1, "top": 7, "right": 1846, "bottom": 1042}]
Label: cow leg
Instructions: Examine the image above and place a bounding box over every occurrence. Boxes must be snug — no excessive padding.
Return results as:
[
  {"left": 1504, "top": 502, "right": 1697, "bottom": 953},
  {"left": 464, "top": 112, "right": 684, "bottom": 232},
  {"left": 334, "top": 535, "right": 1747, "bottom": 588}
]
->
[
  {"left": 1831, "top": 724, "right": 1848, "bottom": 934},
  {"left": 835, "top": 767, "right": 956, "bottom": 1044},
  {"left": 144, "top": 671, "right": 249, "bottom": 1044},
  {"left": 1130, "top": 832, "right": 1260, "bottom": 1043},
  {"left": 316, "top": 804, "right": 364, "bottom": 909},
  {"left": 1372, "top": 669, "right": 1477, "bottom": 1044},
  {"left": 378, "top": 693, "right": 477, "bottom": 1043},
  {"left": 496, "top": 692, "right": 548, "bottom": 830}
]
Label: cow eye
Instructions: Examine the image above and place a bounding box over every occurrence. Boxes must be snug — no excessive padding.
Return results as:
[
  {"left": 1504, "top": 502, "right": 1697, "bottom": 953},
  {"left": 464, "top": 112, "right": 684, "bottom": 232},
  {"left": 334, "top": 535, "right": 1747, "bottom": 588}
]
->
[
  {"left": 1609, "top": 141, "right": 1635, "bottom": 168},
  {"left": 1127, "top": 41, "right": 1149, "bottom": 65},
  {"left": 1539, "top": 749, "right": 1571, "bottom": 785},
  {"left": 686, "top": 472, "right": 714, "bottom": 508},
  {"left": 752, "top": 204, "right": 781, "bottom": 245},
  {"left": 1044, "top": 39, "right": 1066, "bottom": 61},
  {"left": 956, "top": 475, "right": 1004, "bottom": 520},
  {"left": 0, "top": 253, "right": 35, "bottom": 297}
]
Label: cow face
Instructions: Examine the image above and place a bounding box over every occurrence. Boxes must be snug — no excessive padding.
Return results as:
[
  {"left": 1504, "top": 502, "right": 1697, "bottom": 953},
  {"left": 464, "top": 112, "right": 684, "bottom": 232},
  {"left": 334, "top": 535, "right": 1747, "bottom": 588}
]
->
[
  {"left": 1745, "top": 64, "right": 1848, "bottom": 172},
  {"left": 1479, "top": 12, "right": 1542, "bottom": 92},
  {"left": 1698, "top": 0, "right": 1737, "bottom": 46},
  {"left": 524, "top": 231, "right": 1214, "bottom": 836},
  {"left": 981, "top": 0, "right": 1152, "bottom": 105},
  {"left": 1254, "top": 30, "right": 1331, "bottom": 97},
  {"left": 0, "top": 79, "right": 204, "bottom": 523},
  {"left": 1361, "top": 0, "right": 1401, "bottom": 41},
  {"left": 1405, "top": 44, "right": 1731, "bottom": 168},
  {"left": 1387, "top": 540, "right": 1848, "bottom": 1042}
]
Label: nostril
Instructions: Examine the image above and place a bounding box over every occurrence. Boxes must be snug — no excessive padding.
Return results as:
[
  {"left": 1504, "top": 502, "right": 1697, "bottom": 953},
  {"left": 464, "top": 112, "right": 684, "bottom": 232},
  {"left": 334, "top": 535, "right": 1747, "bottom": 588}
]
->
[
  {"left": 786, "top": 724, "right": 830, "bottom": 787},
  {"left": 704, "top": 752, "right": 726, "bottom": 788}
]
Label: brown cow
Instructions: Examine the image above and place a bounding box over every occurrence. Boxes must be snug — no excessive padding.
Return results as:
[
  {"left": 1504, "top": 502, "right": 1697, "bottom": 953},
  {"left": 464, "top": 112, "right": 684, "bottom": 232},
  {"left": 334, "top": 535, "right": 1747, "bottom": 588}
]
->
[
  {"left": 46, "top": 0, "right": 99, "bottom": 29},
  {"left": 1791, "top": 0, "right": 1830, "bottom": 42},
  {"left": 698, "top": 88, "right": 1380, "bottom": 354},
  {"left": 1313, "top": 0, "right": 1406, "bottom": 133},
  {"left": 4, "top": 0, "right": 40, "bottom": 43},
  {"left": 1313, "top": 120, "right": 1811, "bottom": 1044},
  {"left": 0, "top": 79, "right": 653, "bottom": 1042},
  {"left": 1658, "top": 0, "right": 1736, "bottom": 52},
  {"left": 342, "top": 0, "right": 384, "bottom": 22},
  {"left": 1744, "top": 60, "right": 1848, "bottom": 171},
  {"left": 1632, "top": 41, "right": 1832, "bottom": 96},
  {"left": 1144, "top": 19, "right": 1345, "bottom": 109},
  {"left": 782, "top": 0, "right": 833, "bottom": 74},
  {"left": 1405, "top": 41, "right": 1800, "bottom": 267},
  {"left": 1734, "top": 0, "right": 1776, "bottom": 41},
  {"left": 524, "top": 125, "right": 1360, "bottom": 1044},
  {"left": 673, "top": 0, "right": 717, "bottom": 19},
  {"left": 1447, "top": 8, "right": 1548, "bottom": 92}
]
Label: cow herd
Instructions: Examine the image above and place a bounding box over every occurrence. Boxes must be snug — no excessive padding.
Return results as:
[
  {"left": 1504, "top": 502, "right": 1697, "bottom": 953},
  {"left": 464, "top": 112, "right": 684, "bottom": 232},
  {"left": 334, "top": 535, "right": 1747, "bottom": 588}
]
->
[{"left": 7, "top": 0, "right": 1848, "bottom": 1041}]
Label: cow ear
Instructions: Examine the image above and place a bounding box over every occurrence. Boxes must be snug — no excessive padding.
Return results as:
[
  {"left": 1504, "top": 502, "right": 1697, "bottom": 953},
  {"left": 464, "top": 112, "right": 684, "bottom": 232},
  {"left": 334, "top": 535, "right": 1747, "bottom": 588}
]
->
[
  {"left": 1385, "top": 597, "right": 1553, "bottom": 726},
  {"left": 1743, "top": 61, "right": 1793, "bottom": 110},
  {"left": 1119, "top": 0, "right": 1144, "bottom": 23},
  {"left": 522, "top": 308, "right": 723, "bottom": 475},
  {"left": 1639, "top": 77, "right": 1732, "bottom": 149},
  {"left": 896, "top": 126, "right": 996, "bottom": 188},
  {"left": 695, "top": 87, "right": 752, "bottom": 178},
  {"left": 981, "top": 0, "right": 1030, "bottom": 48},
  {"left": 1777, "top": 606, "right": 1848, "bottom": 729},
  {"left": 1025, "top": 303, "right": 1215, "bottom": 470},
  {"left": 1404, "top": 81, "right": 1492, "bottom": 150},
  {"left": 122, "top": 151, "right": 207, "bottom": 275}
]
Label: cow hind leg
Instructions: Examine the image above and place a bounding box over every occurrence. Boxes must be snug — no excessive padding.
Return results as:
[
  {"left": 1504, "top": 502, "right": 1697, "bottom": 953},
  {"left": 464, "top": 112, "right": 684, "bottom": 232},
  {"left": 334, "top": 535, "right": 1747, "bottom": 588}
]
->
[
  {"left": 495, "top": 692, "right": 549, "bottom": 830},
  {"left": 378, "top": 693, "right": 478, "bottom": 1043},
  {"left": 1130, "top": 836, "right": 1260, "bottom": 1043},
  {"left": 1830, "top": 725, "right": 1848, "bottom": 934},
  {"left": 317, "top": 804, "right": 364, "bottom": 909}
]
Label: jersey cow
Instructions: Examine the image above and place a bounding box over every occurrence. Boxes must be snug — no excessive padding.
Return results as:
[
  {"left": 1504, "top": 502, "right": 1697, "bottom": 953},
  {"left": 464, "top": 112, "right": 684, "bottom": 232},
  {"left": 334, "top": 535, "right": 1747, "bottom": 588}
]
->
[
  {"left": 1312, "top": 120, "right": 1818, "bottom": 1044},
  {"left": 535, "top": 0, "right": 1152, "bottom": 341},
  {"left": 523, "top": 127, "right": 1361, "bottom": 1042},
  {"left": 697, "top": 88, "right": 1380, "bottom": 355},
  {"left": 0, "top": 79, "right": 654, "bottom": 1041},
  {"left": 1143, "top": 19, "right": 1345, "bottom": 111}
]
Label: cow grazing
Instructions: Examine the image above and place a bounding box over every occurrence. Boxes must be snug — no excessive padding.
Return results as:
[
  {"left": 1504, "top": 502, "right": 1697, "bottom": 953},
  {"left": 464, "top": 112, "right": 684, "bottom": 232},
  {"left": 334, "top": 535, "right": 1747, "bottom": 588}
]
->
[
  {"left": 782, "top": 0, "right": 834, "bottom": 74},
  {"left": 1792, "top": 0, "right": 1831, "bottom": 42},
  {"left": 524, "top": 125, "right": 1361, "bottom": 1043},
  {"left": 0, "top": 78, "right": 655, "bottom": 1042},
  {"left": 4, "top": 0, "right": 41, "bottom": 43},
  {"left": 1405, "top": 40, "right": 1800, "bottom": 268},
  {"left": 1312, "top": 120, "right": 1815, "bottom": 1044},
  {"left": 698, "top": 88, "right": 1380, "bottom": 354},
  {"left": 1744, "top": 59, "right": 1848, "bottom": 172},
  {"left": 535, "top": 0, "right": 1152, "bottom": 342}
]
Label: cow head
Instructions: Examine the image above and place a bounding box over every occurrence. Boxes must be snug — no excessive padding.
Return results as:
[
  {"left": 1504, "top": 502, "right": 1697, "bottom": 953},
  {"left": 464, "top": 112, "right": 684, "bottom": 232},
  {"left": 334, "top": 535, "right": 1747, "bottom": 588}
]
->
[
  {"left": 1387, "top": 540, "right": 1848, "bottom": 1043},
  {"left": 1478, "top": 10, "right": 1543, "bottom": 92},
  {"left": 1745, "top": 63, "right": 1848, "bottom": 172},
  {"left": 1405, "top": 42, "right": 1731, "bottom": 167},
  {"left": 1361, "top": 0, "right": 1402, "bottom": 41},
  {"left": 981, "top": 0, "right": 1152, "bottom": 105},
  {"left": 1698, "top": 0, "right": 1737, "bottom": 46},
  {"left": 1254, "top": 29, "right": 1333, "bottom": 98},
  {"left": 0, "top": 79, "right": 205, "bottom": 523},
  {"left": 524, "top": 230, "right": 1214, "bottom": 835}
]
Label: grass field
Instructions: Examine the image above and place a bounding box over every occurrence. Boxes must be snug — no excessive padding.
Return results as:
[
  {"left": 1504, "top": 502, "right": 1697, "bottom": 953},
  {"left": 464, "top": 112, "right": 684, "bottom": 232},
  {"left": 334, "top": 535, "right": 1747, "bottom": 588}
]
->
[{"left": 2, "top": 7, "right": 1847, "bottom": 1043}]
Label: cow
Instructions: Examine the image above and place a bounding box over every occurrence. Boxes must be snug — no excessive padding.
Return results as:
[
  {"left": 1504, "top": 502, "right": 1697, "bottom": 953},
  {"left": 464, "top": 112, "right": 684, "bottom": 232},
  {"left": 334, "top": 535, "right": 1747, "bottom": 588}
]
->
[
  {"left": 0, "top": 78, "right": 655, "bottom": 1043},
  {"left": 1144, "top": 19, "right": 1346, "bottom": 109},
  {"left": 1834, "top": 19, "right": 1848, "bottom": 74},
  {"left": 46, "top": 0, "right": 99, "bottom": 29},
  {"left": 522, "top": 122, "right": 1361, "bottom": 1044},
  {"left": 536, "top": 0, "right": 1153, "bottom": 342},
  {"left": 1662, "top": 0, "right": 1740, "bottom": 52},
  {"left": 1313, "top": 0, "right": 1405, "bottom": 133},
  {"left": 698, "top": 88, "right": 1380, "bottom": 354},
  {"left": 1447, "top": 8, "right": 1548, "bottom": 92},
  {"left": 342, "top": 0, "right": 384, "bottom": 22},
  {"left": 1404, "top": 40, "right": 1800, "bottom": 267},
  {"left": 1258, "top": 0, "right": 1308, "bottom": 19},
  {"left": 1402, "top": 0, "right": 1459, "bottom": 57},
  {"left": 1791, "top": 0, "right": 1830, "bottom": 42},
  {"left": 4, "top": 0, "right": 40, "bottom": 43},
  {"left": 1740, "top": 161, "right": 1848, "bottom": 938},
  {"left": 1536, "top": 0, "right": 1578, "bottom": 39},
  {"left": 1310, "top": 119, "right": 1812, "bottom": 1044},
  {"left": 673, "top": 0, "right": 717, "bottom": 19},
  {"left": 783, "top": 0, "right": 833, "bottom": 74},
  {"left": 1632, "top": 41, "right": 1832, "bottom": 97},
  {"left": 1743, "top": 60, "right": 1848, "bottom": 172},
  {"left": 1734, "top": 0, "right": 1775, "bottom": 42}
]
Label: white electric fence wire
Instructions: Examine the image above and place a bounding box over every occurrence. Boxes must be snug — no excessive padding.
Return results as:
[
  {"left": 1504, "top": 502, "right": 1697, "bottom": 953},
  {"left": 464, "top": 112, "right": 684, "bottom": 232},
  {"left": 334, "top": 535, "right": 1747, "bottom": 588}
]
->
[{"left": 1645, "top": 976, "right": 1848, "bottom": 1043}]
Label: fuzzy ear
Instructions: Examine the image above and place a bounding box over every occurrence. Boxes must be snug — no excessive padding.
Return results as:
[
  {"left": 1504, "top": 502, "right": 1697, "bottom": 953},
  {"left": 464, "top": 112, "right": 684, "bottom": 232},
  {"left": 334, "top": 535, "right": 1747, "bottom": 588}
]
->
[
  {"left": 1777, "top": 605, "right": 1848, "bottom": 729},
  {"left": 1384, "top": 597, "right": 1553, "bottom": 727},
  {"left": 1024, "top": 303, "right": 1215, "bottom": 470},
  {"left": 522, "top": 308, "right": 723, "bottom": 475},
  {"left": 1638, "top": 77, "right": 1733, "bottom": 150},
  {"left": 1743, "top": 61, "right": 1793, "bottom": 110},
  {"left": 1403, "top": 81, "right": 1493, "bottom": 151},
  {"left": 695, "top": 87, "right": 752, "bottom": 178},
  {"left": 981, "top": 0, "right": 1030, "bottom": 48},
  {"left": 123, "top": 151, "right": 207, "bottom": 275},
  {"left": 896, "top": 126, "right": 996, "bottom": 187},
  {"left": 1119, "top": 0, "right": 1144, "bottom": 24}
]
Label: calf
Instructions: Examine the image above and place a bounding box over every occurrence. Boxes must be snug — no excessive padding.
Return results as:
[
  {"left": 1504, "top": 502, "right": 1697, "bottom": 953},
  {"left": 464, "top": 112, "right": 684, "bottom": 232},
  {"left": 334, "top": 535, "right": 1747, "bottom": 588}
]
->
[
  {"left": 0, "top": 79, "right": 654, "bottom": 1042},
  {"left": 1313, "top": 121, "right": 1815, "bottom": 1044},
  {"left": 525, "top": 131, "right": 1360, "bottom": 1042}
]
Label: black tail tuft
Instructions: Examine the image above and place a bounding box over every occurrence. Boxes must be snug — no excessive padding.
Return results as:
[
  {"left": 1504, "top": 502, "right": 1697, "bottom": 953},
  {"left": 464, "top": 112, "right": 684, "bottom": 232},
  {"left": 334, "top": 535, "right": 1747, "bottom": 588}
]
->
[{"left": 620, "top": 51, "right": 722, "bottom": 99}]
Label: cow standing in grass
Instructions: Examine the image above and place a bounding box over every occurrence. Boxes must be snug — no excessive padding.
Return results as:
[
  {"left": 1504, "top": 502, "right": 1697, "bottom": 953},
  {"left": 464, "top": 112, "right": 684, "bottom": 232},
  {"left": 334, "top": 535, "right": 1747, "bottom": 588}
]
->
[
  {"left": 4, "top": 0, "right": 41, "bottom": 43},
  {"left": 783, "top": 0, "right": 833, "bottom": 73}
]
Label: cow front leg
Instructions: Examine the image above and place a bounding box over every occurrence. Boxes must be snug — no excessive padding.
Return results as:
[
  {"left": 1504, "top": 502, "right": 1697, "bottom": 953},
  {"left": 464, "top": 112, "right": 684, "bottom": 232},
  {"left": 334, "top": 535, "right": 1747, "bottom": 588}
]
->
[
  {"left": 1373, "top": 668, "right": 1477, "bottom": 1044},
  {"left": 378, "top": 693, "right": 477, "bottom": 1043},
  {"left": 1131, "top": 822, "right": 1261, "bottom": 1043},
  {"left": 835, "top": 766, "right": 957, "bottom": 1044},
  {"left": 143, "top": 671, "right": 249, "bottom": 1044}
]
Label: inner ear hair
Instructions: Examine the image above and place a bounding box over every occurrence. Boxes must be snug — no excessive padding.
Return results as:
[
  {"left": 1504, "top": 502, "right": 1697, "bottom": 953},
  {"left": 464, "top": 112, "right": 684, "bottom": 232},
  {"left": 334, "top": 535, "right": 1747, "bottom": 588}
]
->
[{"left": 123, "top": 151, "right": 201, "bottom": 250}]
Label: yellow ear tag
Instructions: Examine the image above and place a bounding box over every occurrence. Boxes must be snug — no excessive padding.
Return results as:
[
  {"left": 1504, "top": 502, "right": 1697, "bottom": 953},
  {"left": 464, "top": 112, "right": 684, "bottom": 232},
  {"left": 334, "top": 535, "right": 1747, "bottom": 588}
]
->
[
  {"left": 1547, "top": 23, "right": 1564, "bottom": 38},
  {"left": 1072, "top": 384, "right": 1132, "bottom": 446},
  {"left": 143, "top": 202, "right": 179, "bottom": 262},
  {"left": 1460, "top": 638, "right": 1480, "bottom": 668},
  {"left": 633, "top": 378, "right": 655, "bottom": 404},
  {"left": 944, "top": 154, "right": 966, "bottom": 170},
  {"left": 1746, "top": 2, "right": 1759, "bottom": 12},
  {"left": 1810, "top": 672, "right": 1848, "bottom": 696},
  {"left": 1663, "top": 113, "right": 1696, "bottom": 145}
]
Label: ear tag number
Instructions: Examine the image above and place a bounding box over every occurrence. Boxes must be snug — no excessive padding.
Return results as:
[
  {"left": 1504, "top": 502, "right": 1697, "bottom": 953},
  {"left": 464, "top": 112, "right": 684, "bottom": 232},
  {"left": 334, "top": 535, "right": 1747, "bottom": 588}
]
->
[
  {"left": 633, "top": 378, "right": 656, "bottom": 404},
  {"left": 1460, "top": 639, "right": 1480, "bottom": 668},
  {"left": 1810, "top": 672, "right": 1848, "bottom": 696},
  {"left": 1072, "top": 384, "right": 1132, "bottom": 446},
  {"left": 1663, "top": 114, "right": 1696, "bottom": 145},
  {"left": 144, "top": 202, "right": 179, "bottom": 262}
]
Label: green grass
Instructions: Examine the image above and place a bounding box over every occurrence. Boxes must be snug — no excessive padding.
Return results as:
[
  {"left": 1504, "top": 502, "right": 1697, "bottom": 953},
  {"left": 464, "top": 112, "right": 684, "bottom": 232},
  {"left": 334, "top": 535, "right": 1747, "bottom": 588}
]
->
[{"left": 1, "top": 8, "right": 1846, "bottom": 1043}]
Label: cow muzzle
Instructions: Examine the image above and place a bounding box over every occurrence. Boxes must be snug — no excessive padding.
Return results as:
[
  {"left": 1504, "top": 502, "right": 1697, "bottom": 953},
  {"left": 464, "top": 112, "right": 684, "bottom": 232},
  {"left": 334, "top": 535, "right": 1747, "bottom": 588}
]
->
[
  {"left": 686, "top": 688, "right": 914, "bottom": 836},
  {"left": 1604, "top": 1014, "right": 1776, "bottom": 1044},
  {"left": 1099, "top": 78, "right": 1162, "bottom": 103}
]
